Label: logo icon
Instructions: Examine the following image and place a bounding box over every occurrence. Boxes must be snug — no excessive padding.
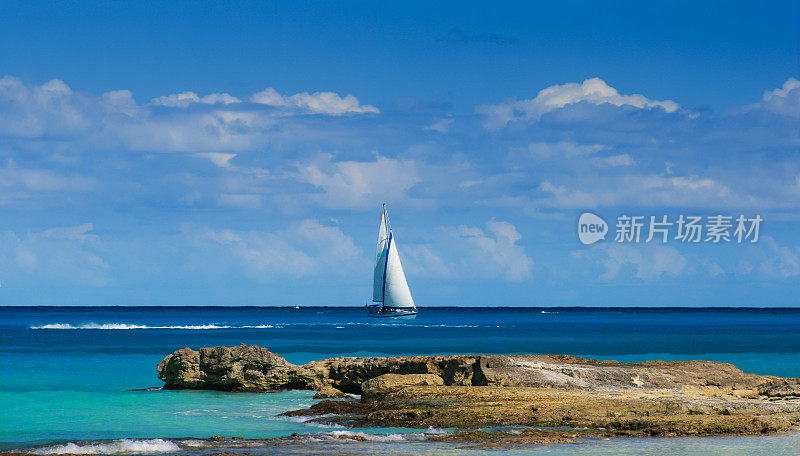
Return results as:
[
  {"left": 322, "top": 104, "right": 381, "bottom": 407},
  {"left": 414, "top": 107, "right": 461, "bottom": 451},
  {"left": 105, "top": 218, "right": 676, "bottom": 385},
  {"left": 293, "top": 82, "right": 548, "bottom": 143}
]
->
[{"left": 578, "top": 213, "right": 608, "bottom": 245}]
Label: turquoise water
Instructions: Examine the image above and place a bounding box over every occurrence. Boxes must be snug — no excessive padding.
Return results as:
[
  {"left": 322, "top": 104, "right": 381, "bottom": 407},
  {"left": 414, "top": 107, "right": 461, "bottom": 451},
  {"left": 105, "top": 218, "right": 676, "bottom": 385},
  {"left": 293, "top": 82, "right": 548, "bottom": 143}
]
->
[{"left": 1, "top": 306, "right": 799, "bottom": 454}]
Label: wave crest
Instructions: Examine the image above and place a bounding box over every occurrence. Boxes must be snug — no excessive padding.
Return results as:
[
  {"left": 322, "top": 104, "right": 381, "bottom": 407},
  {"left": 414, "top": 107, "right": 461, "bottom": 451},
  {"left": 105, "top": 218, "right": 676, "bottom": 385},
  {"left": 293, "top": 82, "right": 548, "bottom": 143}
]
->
[
  {"left": 31, "top": 439, "right": 180, "bottom": 454},
  {"left": 306, "top": 426, "right": 450, "bottom": 442},
  {"left": 30, "top": 323, "right": 231, "bottom": 330}
]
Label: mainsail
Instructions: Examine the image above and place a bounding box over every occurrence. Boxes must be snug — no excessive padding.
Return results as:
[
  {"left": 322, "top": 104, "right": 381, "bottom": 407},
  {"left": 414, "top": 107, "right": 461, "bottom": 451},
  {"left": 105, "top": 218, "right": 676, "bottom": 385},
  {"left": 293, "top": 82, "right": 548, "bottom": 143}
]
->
[
  {"left": 372, "top": 205, "right": 415, "bottom": 309},
  {"left": 372, "top": 209, "right": 389, "bottom": 302}
]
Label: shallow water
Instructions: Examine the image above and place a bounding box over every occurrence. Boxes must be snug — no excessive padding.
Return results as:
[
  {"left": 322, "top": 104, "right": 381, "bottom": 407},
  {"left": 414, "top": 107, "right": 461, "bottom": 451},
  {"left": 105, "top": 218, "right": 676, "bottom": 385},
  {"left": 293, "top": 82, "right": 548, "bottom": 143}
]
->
[
  {"left": 1, "top": 306, "right": 799, "bottom": 452},
  {"left": 20, "top": 432, "right": 800, "bottom": 456}
]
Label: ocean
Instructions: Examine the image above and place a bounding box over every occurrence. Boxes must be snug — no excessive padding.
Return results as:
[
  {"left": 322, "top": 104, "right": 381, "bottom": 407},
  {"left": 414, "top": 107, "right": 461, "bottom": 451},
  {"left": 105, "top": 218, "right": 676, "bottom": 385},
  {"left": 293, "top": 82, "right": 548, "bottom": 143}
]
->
[{"left": 1, "top": 306, "right": 799, "bottom": 455}]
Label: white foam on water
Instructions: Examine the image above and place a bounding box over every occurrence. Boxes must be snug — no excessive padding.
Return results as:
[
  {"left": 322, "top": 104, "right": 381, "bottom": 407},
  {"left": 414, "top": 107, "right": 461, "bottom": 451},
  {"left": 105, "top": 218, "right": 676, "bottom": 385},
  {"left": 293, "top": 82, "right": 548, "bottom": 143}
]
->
[
  {"left": 30, "top": 323, "right": 231, "bottom": 330},
  {"left": 281, "top": 413, "right": 347, "bottom": 428},
  {"left": 30, "top": 321, "right": 496, "bottom": 330},
  {"left": 176, "top": 439, "right": 209, "bottom": 448},
  {"left": 307, "top": 426, "right": 450, "bottom": 442},
  {"left": 31, "top": 439, "right": 180, "bottom": 454}
]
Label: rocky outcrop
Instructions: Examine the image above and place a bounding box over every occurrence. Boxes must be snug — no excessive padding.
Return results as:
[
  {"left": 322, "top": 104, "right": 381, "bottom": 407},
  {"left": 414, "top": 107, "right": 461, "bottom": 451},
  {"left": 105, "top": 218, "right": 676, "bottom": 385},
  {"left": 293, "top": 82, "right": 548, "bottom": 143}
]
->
[
  {"left": 157, "top": 344, "right": 800, "bottom": 397},
  {"left": 156, "top": 345, "right": 800, "bottom": 440},
  {"left": 361, "top": 373, "right": 444, "bottom": 400},
  {"left": 313, "top": 386, "right": 351, "bottom": 399},
  {"left": 157, "top": 344, "right": 323, "bottom": 391}
]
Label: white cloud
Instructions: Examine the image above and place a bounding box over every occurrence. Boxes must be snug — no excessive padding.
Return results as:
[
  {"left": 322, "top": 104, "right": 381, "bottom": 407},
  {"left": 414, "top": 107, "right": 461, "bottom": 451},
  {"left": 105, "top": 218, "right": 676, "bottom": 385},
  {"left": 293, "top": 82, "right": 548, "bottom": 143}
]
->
[
  {"left": 510, "top": 141, "right": 632, "bottom": 168},
  {"left": 537, "top": 174, "right": 749, "bottom": 209},
  {"left": 752, "top": 77, "right": 800, "bottom": 117},
  {"left": 0, "top": 76, "right": 379, "bottom": 153},
  {"left": 524, "top": 141, "right": 605, "bottom": 160},
  {"left": 250, "top": 87, "right": 285, "bottom": 106},
  {"left": 250, "top": 87, "right": 379, "bottom": 115},
  {"left": 0, "top": 162, "right": 95, "bottom": 205},
  {"left": 756, "top": 237, "right": 800, "bottom": 278},
  {"left": 0, "top": 75, "right": 92, "bottom": 137},
  {"left": 195, "top": 152, "right": 237, "bottom": 168},
  {"left": 478, "top": 77, "right": 680, "bottom": 128},
  {"left": 295, "top": 156, "right": 422, "bottom": 209},
  {"left": 102, "top": 89, "right": 138, "bottom": 116},
  {"left": 151, "top": 91, "right": 241, "bottom": 107},
  {"left": 0, "top": 223, "right": 110, "bottom": 286},
  {"left": 183, "top": 220, "right": 360, "bottom": 280},
  {"left": 594, "top": 154, "right": 634, "bottom": 167},
  {"left": 404, "top": 219, "right": 533, "bottom": 281},
  {"left": 580, "top": 243, "right": 688, "bottom": 281},
  {"left": 425, "top": 117, "right": 454, "bottom": 133}
]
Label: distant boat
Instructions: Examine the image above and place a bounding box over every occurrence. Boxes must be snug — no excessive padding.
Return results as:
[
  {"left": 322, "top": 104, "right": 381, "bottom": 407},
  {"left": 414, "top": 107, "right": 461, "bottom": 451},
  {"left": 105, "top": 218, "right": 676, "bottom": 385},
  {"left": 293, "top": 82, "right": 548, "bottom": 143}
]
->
[{"left": 365, "top": 204, "right": 418, "bottom": 318}]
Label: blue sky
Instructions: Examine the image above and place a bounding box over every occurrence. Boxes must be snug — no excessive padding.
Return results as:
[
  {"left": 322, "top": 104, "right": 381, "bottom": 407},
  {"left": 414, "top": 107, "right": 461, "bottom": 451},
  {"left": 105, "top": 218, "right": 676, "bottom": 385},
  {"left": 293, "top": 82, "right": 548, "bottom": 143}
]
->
[{"left": 0, "top": 0, "right": 798, "bottom": 306}]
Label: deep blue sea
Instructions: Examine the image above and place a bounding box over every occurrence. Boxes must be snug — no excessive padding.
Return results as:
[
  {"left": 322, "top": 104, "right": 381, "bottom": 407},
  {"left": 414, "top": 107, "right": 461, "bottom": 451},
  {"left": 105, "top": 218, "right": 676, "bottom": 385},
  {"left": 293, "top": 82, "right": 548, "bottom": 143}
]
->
[{"left": 1, "top": 306, "right": 799, "bottom": 455}]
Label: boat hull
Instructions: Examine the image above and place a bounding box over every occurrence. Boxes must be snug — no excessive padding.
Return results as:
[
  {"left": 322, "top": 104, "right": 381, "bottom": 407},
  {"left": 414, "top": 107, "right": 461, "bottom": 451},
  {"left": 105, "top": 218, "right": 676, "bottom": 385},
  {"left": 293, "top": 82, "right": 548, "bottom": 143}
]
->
[{"left": 365, "top": 305, "right": 418, "bottom": 318}]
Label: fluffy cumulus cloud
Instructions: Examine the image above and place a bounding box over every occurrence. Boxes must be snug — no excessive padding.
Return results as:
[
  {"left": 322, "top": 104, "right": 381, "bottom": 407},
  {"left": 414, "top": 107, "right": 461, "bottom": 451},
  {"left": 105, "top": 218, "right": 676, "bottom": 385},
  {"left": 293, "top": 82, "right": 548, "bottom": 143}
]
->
[
  {"left": 0, "top": 76, "right": 94, "bottom": 138},
  {"left": 194, "top": 152, "right": 237, "bottom": 168},
  {"left": 404, "top": 219, "right": 534, "bottom": 281},
  {"left": 477, "top": 77, "right": 680, "bottom": 128},
  {"left": 148, "top": 87, "right": 378, "bottom": 115},
  {"left": 250, "top": 87, "right": 379, "bottom": 115},
  {"left": 0, "top": 76, "right": 379, "bottom": 153},
  {"left": 752, "top": 237, "right": 800, "bottom": 278},
  {"left": 575, "top": 243, "right": 688, "bottom": 281},
  {"left": 536, "top": 174, "right": 761, "bottom": 210},
  {"left": 182, "top": 220, "right": 361, "bottom": 280},
  {"left": 151, "top": 91, "right": 241, "bottom": 107},
  {"left": 0, "top": 223, "right": 110, "bottom": 287},
  {"left": 745, "top": 78, "right": 800, "bottom": 117},
  {"left": 295, "top": 156, "right": 423, "bottom": 209},
  {"left": 0, "top": 162, "right": 95, "bottom": 205}
]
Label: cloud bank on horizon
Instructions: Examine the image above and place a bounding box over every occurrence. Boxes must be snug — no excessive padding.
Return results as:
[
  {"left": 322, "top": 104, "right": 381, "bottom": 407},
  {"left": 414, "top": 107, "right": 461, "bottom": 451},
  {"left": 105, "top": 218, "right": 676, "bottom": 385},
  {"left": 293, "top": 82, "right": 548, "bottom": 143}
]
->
[{"left": 0, "top": 72, "right": 798, "bottom": 306}]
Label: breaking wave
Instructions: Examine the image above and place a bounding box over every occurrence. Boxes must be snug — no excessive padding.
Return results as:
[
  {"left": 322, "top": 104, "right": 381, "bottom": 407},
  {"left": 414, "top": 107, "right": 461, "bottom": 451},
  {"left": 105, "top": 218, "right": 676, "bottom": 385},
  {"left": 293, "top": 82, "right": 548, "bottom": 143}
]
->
[
  {"left": 305, "top": 426, "right": 450, "bottom": 442},
  {"left": 30, "top": 323, "right": 232, "bottom": 330},
  {"left": 280, "top": 413, "right": 347, "bottom": 428},
  {"left": 25, "top": 429, "right": 451, "bottom": 454},
  {"left": 30, "top": 439, "right": 180, "bottom": 454},
  {"left": 29, "top": 321, "right": 502, "bottom": 330}
]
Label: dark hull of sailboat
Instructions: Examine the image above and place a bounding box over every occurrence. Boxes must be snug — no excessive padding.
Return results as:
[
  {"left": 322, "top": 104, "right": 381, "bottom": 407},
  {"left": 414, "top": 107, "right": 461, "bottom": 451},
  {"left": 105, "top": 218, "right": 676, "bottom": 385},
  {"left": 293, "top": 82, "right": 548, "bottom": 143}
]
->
[{"left": 365, "top": 305, "right": 418, "bottom": 318}]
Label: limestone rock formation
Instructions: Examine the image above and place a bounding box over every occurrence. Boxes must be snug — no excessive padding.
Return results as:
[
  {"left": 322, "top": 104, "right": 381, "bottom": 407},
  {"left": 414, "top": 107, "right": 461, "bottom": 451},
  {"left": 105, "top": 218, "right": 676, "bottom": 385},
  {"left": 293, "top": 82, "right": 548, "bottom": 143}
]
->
[
  {"left": 313, "top": 386, "right": 351, "bottom": 399},
  {"left": 157, "top": 344, "right": 322, "bottom": 391},
  {"left": 156, "top": 344, "right": 800, "bottom": 397},
  {"left": 361, "top": 373, "right": 444, "bottom": 399}
]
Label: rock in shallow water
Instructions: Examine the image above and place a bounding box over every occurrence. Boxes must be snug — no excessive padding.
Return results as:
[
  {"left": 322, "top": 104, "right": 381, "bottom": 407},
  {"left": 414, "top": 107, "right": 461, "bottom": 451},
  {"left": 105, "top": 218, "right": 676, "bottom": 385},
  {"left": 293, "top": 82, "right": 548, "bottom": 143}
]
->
[
  {"left": 313, "top": 386, "right": 351, "bottom": 399},
  {"left": 157, "top": 344, "right": 321, "bottom": 391},
  {"left": 156, "top": 344, "right": 800, "bottom": 396}
]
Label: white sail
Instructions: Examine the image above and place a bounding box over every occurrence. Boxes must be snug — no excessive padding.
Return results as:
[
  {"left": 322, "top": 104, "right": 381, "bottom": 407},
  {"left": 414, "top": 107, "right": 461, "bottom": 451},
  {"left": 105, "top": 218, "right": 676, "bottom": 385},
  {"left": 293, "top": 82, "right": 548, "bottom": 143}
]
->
[
  {"left": 372, "top": 209, "right": 389, "bottom": 302},
  {"left": 383, "top": 235, "right": 415, "bottom": 309}
]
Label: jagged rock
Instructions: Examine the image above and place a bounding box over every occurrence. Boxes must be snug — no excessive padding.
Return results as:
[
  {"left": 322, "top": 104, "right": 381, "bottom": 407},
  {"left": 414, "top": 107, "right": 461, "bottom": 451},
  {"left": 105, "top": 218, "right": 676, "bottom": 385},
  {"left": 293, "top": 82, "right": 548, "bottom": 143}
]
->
[
  {"left": 313, "top": 386, "right": 351, "bottom": 399},
  {"left": 303, "top": 355, "right": 477, "bottom": 393},
  {"left": 156, "top": 345, "right": 800, "bottom": 397},
  {"left": 157, "top": 344, "right": 322, "bottom": 391},
  {"left": 362, "top": 373, "right": 444, "bottom": 400}
]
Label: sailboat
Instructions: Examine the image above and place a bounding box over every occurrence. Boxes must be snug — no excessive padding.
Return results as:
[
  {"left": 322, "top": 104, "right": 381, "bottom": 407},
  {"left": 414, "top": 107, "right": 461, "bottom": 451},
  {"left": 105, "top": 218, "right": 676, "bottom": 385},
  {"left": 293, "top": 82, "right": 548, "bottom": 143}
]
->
[{"left": 365, "top": 204, "right": 418, "bottom": 318}]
